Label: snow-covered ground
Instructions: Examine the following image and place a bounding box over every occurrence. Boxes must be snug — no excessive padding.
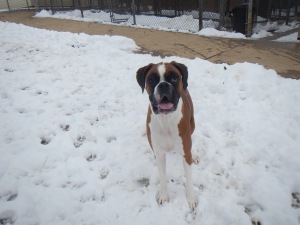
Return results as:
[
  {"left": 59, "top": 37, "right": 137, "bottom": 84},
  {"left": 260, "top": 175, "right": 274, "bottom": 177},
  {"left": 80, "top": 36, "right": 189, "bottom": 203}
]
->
[
  {"left": 275, "top": 32, "right": 300, "bottom": 43},
  {"left": 1, "top": 21, "right": 300, "bottom": 225},
  {"left": 35, "top": 9, "right": 300, "bottom": 40}
]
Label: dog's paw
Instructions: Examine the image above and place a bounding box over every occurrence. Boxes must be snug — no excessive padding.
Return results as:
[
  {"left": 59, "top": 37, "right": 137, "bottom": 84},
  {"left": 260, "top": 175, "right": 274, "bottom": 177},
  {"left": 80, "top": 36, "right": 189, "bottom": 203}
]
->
[
  {"left": 187, "top": 196, "right": 198, "bottom": 211},
  {"left": 156, "top": 192, "right": 169, "bottom": 205},
  {"left": 192, "top": 154, "right": 200, "bottom": 165}
]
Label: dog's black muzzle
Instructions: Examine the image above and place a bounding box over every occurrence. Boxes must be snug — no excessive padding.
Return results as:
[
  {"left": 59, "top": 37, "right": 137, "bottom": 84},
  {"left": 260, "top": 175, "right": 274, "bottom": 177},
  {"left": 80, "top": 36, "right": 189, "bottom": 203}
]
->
[{"left": 150, "top": 82, "right": 180, "bottom": 115}]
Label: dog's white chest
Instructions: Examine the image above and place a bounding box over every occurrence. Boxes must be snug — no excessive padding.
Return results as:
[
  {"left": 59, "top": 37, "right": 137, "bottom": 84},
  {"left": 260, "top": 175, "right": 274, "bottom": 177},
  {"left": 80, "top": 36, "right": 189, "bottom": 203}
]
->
[{"left": 149, "top": 100, "right": 183, "bottom": 152}]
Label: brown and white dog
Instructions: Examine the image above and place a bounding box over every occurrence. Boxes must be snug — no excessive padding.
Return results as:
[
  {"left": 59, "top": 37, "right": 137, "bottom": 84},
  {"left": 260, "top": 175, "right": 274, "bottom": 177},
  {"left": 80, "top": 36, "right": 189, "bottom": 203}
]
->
[{"left": 136, "top": 61, "right": 198, "bottom": 210}]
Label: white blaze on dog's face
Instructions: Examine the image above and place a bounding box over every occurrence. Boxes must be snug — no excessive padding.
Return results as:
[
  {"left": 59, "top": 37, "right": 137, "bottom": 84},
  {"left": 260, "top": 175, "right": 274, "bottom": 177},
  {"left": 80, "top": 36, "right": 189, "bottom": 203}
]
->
[{"left": 136, "top": 61, "right": 188, "bottom": 115}]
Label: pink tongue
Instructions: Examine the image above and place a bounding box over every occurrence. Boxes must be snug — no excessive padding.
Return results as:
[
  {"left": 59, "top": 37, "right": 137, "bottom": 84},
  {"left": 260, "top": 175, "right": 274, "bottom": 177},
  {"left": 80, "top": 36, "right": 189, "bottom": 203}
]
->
[{"left": 158, "top": 103, "right": 173, "bottom": 110}]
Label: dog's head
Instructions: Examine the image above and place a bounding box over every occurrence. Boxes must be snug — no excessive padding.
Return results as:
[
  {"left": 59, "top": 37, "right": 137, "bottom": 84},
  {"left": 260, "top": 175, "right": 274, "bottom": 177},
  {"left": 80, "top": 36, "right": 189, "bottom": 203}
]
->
[{"left": 136, "top": 61, "right": 188, "bottom": 115}]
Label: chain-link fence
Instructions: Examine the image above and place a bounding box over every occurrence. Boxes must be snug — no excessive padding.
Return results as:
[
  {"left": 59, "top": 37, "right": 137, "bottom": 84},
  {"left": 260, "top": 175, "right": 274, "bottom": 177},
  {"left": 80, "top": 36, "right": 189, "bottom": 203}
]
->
[
  {"left": 253, "top": 0, "right": 299, "bottom": 24},
  {"left": 0, "top": 0, "right": 33, "bottom": 11},
  {"left": 1, "top": 0, "right": 300, "bottom": 35},
  {"left": 32, "top": 0, "right": 230, "bottom": 32}
]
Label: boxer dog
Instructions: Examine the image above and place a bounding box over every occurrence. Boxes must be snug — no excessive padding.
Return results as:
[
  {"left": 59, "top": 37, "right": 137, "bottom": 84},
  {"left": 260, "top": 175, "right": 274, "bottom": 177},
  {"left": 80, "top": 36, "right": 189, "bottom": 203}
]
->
[{"left": 136, "top": 61, "right": 198, "bottom": 210}]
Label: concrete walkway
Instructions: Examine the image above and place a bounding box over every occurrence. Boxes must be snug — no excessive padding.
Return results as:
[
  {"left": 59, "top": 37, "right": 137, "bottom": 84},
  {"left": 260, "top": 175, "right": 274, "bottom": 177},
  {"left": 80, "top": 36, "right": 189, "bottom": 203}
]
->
[{"left": 1, "top": 10, "right": 299, "bottom": 78}]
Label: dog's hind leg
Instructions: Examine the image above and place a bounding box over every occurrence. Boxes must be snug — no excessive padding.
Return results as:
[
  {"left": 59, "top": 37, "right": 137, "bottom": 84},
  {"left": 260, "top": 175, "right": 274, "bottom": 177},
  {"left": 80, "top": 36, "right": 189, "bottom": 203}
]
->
[{"left": 183, "top": 159, "right": 198, "bottom": 210}]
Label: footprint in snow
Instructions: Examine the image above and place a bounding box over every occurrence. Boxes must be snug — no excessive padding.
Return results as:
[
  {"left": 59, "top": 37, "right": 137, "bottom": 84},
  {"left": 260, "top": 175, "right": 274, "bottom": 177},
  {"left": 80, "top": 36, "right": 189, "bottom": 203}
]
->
[
  {"left": 99, "top": 169, "right": 109, "bottom": 179},
  {"left": 4, "top": 68, "right": 14, "bottom": 73},
  {"left": 6, "top": 193, "right": 17, "bottom": 201},
  {"left": 137, "top": 178, "right": 149, "bottom": 188},
  {"left": 0, "top": 192, "right": 18, "bottom": 202},
  {"left": 244, "top": 205, "right": 262, "bottom": 225},
  {"left": 106, "top": 136, "right": 117, "bottom": 143},
  {"left": 86, "top": 154, "right": 97, "bottom": 162},
  {"left": 20, "top": 86, "right": 29, "bottom": 91},
  {"left": 40, "top": 137, "right": 51, "bottom": 145},
  {"left": 73, "top": 135, "right": 85, "bottom": 148},
  {"left": 17, "top": 108, "right": 27, "bottom": 114},
  {"left": 40, "top": 133, "right": 55, "bottom": 145},
  {"left": 60, "top": 124, "right": 70, "bottom": 131},
  {"left": 292, "top": 192, "right": 300, "bottom": 208},
  {"left": 0, "top": 210, "right": 15, "bottom": 225},
  {"left": 35, "top": 90, "right": 48, "bottom": 96}
]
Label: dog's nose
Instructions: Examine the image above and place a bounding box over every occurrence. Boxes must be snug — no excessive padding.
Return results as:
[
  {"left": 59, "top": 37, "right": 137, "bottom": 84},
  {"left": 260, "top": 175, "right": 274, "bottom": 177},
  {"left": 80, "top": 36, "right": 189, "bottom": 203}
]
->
[{"left": 158, "top": 82, "right": 170, "bottom": 92}]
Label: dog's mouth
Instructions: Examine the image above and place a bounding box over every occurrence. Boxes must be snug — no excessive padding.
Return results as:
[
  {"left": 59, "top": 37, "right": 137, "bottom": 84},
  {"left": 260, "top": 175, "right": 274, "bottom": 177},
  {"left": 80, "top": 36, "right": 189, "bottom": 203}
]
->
[{"left": 158, "top": 96, "right": 174, "bottom": 113}]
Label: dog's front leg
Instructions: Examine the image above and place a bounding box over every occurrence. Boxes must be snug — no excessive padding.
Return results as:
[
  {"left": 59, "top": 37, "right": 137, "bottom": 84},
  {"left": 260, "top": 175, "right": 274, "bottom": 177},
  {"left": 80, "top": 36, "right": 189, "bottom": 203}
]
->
[
  {"left": 183, "top": 159, "right": 198, "bottom": 210},
  {"left": 155, "top": 152, "right": 169, "bottom": 205}
]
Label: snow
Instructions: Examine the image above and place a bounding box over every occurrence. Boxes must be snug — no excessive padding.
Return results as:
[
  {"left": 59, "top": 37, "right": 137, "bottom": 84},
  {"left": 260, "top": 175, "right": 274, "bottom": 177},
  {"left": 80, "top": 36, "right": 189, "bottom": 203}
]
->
[
  {"left": 275, "top": 32, "right": 300, "bottom": 43},
  {"left": 252, "top": 20, "right": 300, "bottom": 39},
  {"left": 196, "top": 28, "right": 246, "bottom": 39},
  {"left": 1, "top": 21, "right": 300, "bottom": 225},
  {"left": 275, "top": 21, "right": 299, "bottom": 33},
  {"left": 34, "top": 9, "right": 300, "bottom": 40}
]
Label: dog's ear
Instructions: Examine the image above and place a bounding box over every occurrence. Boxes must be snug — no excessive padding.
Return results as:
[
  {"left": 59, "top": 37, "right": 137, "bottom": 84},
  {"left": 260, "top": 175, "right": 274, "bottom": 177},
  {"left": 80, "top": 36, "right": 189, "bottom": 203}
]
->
[
  {"left": 136, "top": 63, "right": 154, "bottom": 93},
  {"left": 171, "top": 61, "right": 188, "bottom": 90}
]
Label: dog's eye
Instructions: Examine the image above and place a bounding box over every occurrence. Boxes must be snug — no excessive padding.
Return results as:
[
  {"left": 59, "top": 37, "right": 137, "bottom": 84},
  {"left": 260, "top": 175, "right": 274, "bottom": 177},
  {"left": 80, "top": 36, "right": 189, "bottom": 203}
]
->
[
  {"left": 148, "top": 77, "right": 154, "bottom": 84},
  {"left": 171, "top": 75, "right": 178, "bottom": 82},
  {"left": 148, "top": 76, "right": 157, "bottom": 85}
]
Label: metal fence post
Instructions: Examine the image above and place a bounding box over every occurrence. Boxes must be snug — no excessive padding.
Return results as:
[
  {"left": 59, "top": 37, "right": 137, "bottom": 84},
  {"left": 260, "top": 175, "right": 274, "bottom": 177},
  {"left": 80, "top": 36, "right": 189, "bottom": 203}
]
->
[
  {"left": 246, "top": 0, "right": 253, "bottom": 37},
  {"left": 25, "top": 0, "right": 30, "bottom": 10},
  {"left": 132, "top": 0, "right": 136, "bottom": 25},
  {"left": 6, "top": 0, "right": 11, "bottom": 11},
  {"left": 50, "top": 0, "right": 54, "bottom": 14},
  {"left": 255, "top": 0, "right": 259, "bottom": 23},
  {"left": 61, "top": 0, "right": 64, "bottom": 10},
  {"left": 267, "top": 0, "right": 272, "bottom": 21},
  {"left": 296, "top": 0, "right": 299, "bottom": 20},
  {"left": 198, "top": 0, "right": 203, "bottom": 30},
  {"left": 35, "top": 0, "right": 40, "bottom": 12},
  {"left": 158, "top": 0, "right": 161, "bottom": 16},
  {"left": 78, "top": 0, "right": 84, "bottom": 18},
  {"left": 219, "top": 0, "right": 225, "bottom": 30},
  {"left": 109, "top": 0, "right": 113, "bottom": 22},
  {"left": 286, "top": 0, "right": 291, "bottom": 25}
]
